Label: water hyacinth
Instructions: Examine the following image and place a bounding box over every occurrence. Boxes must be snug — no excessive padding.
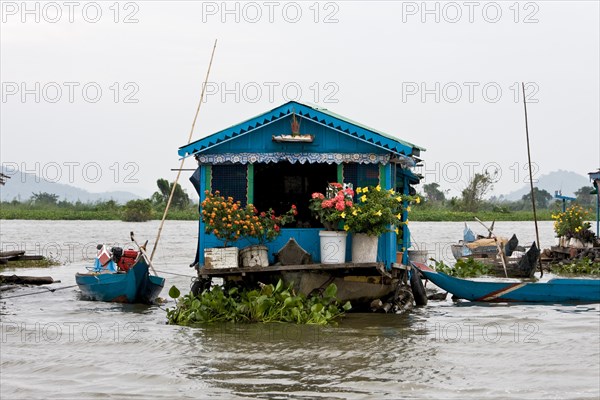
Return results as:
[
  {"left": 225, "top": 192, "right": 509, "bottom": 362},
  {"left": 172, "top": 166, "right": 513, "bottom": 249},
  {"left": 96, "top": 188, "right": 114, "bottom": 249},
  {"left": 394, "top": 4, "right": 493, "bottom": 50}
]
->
[{"left": 166, "top": 280, "right": 352, "bottom": 325}]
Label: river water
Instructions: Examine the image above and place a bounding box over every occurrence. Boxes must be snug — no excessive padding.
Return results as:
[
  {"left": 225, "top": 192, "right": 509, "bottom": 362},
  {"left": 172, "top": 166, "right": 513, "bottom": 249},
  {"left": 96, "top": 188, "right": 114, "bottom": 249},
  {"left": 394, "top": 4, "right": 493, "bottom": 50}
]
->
[{"left": 1, "top": 220, "right": 598, "bottom": 399}]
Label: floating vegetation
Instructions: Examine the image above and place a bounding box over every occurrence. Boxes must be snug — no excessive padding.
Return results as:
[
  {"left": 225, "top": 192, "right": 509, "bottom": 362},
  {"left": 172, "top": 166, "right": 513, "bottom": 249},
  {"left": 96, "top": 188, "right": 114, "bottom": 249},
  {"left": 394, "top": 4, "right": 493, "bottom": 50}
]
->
[
  {"left": 166, "top": 280, "right": 351, "bottom": 325},
  {"left": 549, "top": 258, "right": 600, "bottom": 276},
  {"left": 432, "top": 258, "right": 491, "bottom": 278}
]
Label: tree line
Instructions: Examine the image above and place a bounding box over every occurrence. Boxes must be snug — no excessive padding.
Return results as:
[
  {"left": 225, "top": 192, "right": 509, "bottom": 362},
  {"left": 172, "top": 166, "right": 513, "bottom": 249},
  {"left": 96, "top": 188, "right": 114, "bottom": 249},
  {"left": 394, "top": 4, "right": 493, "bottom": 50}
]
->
[
  {"left": 420, "top": 172, "right": 597, "bottom": 213},
  {"left": 1, "top": 179, "right": 196, "bottom": 222}
]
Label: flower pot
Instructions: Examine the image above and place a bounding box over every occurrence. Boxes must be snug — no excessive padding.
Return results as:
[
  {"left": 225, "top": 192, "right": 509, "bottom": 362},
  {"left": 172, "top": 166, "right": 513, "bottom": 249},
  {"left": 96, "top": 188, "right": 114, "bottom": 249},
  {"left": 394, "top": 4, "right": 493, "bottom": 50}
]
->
[
  {"left": 239, "top": 245, "right": 269, "bottom": 268},
  {"left": 568, "top": 238, "right": 584, "bottom": 248},
  {"left": 352, "top": 233, "right": 379, "bottom": 263},
  {"left": 396, "top": 251, "right": 404, "bottom": 264},
  {"left": 204, "top": 247, "right": 239, "bottom": 269},
  {"left": 319, "top": 231, "right": 347, "bottom": 264},
  {"left": 408, "top": 250, "right": 429, "bottom": 264}
]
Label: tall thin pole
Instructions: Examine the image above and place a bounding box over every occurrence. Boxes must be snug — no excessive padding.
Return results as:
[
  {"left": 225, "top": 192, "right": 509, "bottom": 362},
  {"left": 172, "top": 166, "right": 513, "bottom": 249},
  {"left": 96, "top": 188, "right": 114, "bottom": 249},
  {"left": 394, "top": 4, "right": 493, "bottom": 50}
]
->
[
  {"left": 149, "top": 39, "right": 218, "bottom": 262},
  {"left": 522, "top": 82, "right": 543, "bottom": 277}
]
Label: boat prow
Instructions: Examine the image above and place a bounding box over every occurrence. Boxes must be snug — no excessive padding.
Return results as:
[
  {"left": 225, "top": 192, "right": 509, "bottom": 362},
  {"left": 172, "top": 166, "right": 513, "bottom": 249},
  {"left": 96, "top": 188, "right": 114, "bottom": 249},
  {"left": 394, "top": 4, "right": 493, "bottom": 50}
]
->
[
  {"left": 412, "top": 261, "right": 600, "bottom": 304},
  {"left": 76, "top": 259, "right": 165, "bottom": 304}
]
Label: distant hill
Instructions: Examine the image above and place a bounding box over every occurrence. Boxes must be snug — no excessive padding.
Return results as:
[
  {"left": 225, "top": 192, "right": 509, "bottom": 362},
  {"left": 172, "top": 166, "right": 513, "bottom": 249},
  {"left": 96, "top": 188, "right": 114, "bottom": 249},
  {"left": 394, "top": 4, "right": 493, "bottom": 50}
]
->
[
  {"left": 504, "top": 170, "right": 591, "bottom": 201},
  {"left": 0, "top": 167, "right": 141, "bottom": 204}
]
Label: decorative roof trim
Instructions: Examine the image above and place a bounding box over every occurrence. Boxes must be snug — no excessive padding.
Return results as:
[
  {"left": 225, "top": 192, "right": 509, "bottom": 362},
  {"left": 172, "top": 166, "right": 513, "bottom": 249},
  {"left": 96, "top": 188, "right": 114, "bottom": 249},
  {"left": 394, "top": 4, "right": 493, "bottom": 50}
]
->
[{"left": 194, "top": 152, "right": 392, "bottom": 165}]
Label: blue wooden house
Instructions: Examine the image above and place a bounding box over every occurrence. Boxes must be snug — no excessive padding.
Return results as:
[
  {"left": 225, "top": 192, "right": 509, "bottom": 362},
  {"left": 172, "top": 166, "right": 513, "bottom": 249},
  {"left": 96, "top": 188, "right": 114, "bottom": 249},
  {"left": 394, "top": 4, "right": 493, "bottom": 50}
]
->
[{"left": 178, "top": 101, "right": 425, "bottom": 269}]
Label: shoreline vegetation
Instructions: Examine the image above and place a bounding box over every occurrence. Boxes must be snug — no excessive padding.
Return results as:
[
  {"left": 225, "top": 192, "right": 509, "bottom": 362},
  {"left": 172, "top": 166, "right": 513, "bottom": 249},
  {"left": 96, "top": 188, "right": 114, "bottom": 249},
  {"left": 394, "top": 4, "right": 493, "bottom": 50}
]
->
[
  {"left": 0, "top": 176, "right": 594, "bottom": 222},
  {"left": 0, "top": 202, "right": 558, "bottom": 222}
]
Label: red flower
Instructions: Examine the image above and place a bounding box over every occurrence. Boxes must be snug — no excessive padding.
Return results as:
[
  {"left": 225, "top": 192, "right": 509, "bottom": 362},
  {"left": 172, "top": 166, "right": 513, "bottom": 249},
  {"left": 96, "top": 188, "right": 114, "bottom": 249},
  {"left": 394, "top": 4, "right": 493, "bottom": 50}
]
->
[
  {"left": 312, "top": 193, "right": 325, "bottom": 199},
  {"left": 274, "top": 225, "right": 280, "bottom": 232}
]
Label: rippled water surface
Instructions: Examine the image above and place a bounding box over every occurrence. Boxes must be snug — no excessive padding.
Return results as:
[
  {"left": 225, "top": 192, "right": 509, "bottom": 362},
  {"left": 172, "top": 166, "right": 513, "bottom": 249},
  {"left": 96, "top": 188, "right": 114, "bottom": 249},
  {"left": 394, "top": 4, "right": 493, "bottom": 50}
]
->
[{"left": 1, "top": 220, "right": 599, "bottom": 399}]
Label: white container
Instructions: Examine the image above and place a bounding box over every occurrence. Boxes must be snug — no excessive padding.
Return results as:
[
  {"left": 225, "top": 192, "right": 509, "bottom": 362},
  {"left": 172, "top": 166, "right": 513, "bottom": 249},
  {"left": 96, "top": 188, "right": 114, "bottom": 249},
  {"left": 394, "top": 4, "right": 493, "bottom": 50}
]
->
[
  {"left": 568, "top": 238, "right": 584, "bottom": 249},
  {"left": 319, "top": 230, "right": 347, "bottom": 264},
  {"left": 408, "top": 249, "right": 429, "bottom": 264},
  {"left": 204, "top": 247, "right": 239, "bottom": 269},
  {"left": 239, "top": 245, "right": 269, "bottom": 268},
  {"left": 351, "top": 233, "right": 378, "bottom": 263}
]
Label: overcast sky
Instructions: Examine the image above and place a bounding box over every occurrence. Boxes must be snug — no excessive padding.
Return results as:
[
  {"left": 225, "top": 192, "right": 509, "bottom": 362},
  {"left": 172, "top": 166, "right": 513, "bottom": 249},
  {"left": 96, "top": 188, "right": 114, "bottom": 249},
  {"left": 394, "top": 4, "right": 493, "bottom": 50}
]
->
[{"left": 1, "top": 0, "right": 599, "bottom": 199}]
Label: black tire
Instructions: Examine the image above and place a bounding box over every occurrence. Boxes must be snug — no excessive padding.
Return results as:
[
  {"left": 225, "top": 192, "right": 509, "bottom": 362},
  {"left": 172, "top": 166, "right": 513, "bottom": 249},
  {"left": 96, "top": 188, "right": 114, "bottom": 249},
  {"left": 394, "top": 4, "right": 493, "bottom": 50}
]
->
[
  {"left": 410, "top": 269, "right": 428, "bottom": 306},
  {"left": 191, "top": 278, "right": 211, "bottom": 296}
]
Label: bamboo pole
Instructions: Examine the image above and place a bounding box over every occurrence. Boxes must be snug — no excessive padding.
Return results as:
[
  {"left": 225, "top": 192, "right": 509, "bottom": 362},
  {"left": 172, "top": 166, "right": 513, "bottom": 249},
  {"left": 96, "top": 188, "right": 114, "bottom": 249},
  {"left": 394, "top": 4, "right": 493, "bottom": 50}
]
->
[
  {"left": 149, "top": 39, "right": 218, "bottom": 263},
  {"left": 475, "top": 217, "right": 508, "bottom": 278},
  {"left": 522, "top": 82, "right": 543, "bottom": 277}
]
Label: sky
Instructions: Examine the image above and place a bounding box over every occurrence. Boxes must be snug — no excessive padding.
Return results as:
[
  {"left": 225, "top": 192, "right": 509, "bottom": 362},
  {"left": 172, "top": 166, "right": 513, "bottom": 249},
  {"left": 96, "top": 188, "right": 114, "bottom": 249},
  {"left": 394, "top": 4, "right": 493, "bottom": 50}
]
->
[{"left": 1, "top": 0, "right": 599, "bottom": 200}]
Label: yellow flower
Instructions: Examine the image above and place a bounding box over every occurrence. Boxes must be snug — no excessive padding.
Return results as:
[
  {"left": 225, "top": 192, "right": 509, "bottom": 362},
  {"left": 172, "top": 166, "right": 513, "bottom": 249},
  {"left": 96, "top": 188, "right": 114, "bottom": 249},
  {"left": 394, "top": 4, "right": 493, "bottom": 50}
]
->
[
  {"left": 375, "top": 185, "right": 381, "bottom": 191},
  {"left": 341, "top": 212, "right": 346, "bottom": 219},
  {"left": 343, "top": 224, "right": 350, "bottom": 231},
  {"left": 352, "top": 209, "right": 358, "bottom": 216},
  {"left": 415, "top": 196, "right": 421, "bottom": 204},
  {"left": 407, "top": 206, "right": 412, "bottom": 212},
  {"left": 396, "top": 213, "right": 402, "bottom": 219},
  {"left": 395, "top": 227, "right": 399, "bottom": 235},
  {"left": 356, "top": 187, "right": 362, "bottom": 194},
  {"left": 360, "top": 195, "right": 367, "bottom": 202},
  {"left": 396, "top": 196, "right": 402, "bottom": 202},
  {"left": 363, "top": 187, "right": 369, "bottom": 193},
  {"left": 389, "top": 189, "right": 395, "bottom": 194},
  {"left": 375, "top": 210, "right": 382, "bottom": 216}
]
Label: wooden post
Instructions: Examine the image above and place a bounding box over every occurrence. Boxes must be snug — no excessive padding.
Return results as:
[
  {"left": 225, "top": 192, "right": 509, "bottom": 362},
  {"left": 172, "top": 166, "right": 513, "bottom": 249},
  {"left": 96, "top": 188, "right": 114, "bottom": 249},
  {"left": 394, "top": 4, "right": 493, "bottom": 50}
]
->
[
  {"left": 149, "top": 39, "right": 218, "bottom": 262},
  {"left": 522, "top": 82, "right": 543, "bottom": 277}
]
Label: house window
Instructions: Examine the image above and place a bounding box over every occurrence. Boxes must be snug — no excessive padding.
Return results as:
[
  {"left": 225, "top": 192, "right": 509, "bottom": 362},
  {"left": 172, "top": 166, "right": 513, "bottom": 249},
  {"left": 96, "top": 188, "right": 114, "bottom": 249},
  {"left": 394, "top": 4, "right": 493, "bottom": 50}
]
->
[
  {"left": 343, "top": 163, "right": 380, "bottom": 192},
  {"left": 211, "top": 164, "right": 248, "bottom": 206},
  {"left": 253, "top": 162, "right": 337, "bottom": 228}
]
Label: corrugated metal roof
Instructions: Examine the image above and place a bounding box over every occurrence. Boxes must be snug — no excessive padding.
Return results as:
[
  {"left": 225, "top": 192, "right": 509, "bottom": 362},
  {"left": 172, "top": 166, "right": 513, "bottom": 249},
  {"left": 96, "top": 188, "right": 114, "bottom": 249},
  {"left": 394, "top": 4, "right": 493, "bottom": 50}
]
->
[{"left": 178, "top": 101, "right": 425, "bottom": 158}]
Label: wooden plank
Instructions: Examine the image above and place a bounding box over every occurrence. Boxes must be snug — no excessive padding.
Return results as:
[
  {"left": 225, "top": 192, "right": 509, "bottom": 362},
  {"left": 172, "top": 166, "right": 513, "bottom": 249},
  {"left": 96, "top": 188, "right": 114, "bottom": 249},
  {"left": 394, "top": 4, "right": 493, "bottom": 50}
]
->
[
  {"left": 200, "top": 262, "right": 384, "bottom": 277},
  {"left": 0, "top": 250, "right": 25, "bottom": 258},
  {"left": 0, "top": 275, "right": 55, "bottom": 285}
]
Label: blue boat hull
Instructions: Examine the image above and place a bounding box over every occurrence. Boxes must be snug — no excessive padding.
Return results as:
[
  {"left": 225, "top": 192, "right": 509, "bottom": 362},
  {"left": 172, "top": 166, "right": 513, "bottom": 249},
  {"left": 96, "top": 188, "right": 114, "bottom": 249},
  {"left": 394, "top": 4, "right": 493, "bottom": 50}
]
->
[
  {"left": 413, "top": 262, "right": 600, "bottom": 303},
  {"left": 76, "top": 260, "right": 165, "bottom": 304}
]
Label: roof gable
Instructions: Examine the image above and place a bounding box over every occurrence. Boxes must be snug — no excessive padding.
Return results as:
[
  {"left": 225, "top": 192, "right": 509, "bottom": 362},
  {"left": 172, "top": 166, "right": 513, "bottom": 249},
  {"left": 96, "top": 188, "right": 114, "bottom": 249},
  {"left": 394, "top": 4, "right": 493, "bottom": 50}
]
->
[{"left": 178, "top": 101, "right": 425, "bottom": 158}]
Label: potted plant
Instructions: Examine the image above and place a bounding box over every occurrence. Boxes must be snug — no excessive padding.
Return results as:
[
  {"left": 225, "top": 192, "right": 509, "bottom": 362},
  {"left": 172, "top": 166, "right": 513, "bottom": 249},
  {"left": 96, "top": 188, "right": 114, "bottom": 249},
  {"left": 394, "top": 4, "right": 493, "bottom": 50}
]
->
[
  {"left": 201, "top": 191, "right": 253, "bottom": 268},
  {"left": 309, "top": 183, "right": 354, "bottom": 264},
  {"left": 344, "top": 185, "right": 417, "bottom": 263},
  {"left": 552, "top": 205, "right": 595, "bottom": 248},
  {"left": 240, "top": 206, "right": 297, "bottom": 267}
]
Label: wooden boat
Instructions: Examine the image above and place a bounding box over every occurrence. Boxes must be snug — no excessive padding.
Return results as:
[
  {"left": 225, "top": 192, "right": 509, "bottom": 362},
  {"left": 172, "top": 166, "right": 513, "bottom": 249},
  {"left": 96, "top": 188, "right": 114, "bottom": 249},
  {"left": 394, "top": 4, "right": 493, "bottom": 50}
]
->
[
  {"left": 76, "top": 258, "right": 164, "bottom": 304},
  {"left": 451, "top": 233, "right": 538, "bottom": 278},
  {"left": 413, "top": 261, "right": 600, "bottom": 303}
]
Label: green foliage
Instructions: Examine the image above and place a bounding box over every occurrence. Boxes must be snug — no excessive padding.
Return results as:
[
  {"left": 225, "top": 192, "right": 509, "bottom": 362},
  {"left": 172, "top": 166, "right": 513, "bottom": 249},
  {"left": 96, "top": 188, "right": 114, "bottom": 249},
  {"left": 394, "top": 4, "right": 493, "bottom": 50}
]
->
[
  {"left": 344, "top": 185, "right": 419, "bottom": 236},
  {"left": 549, "top": 258, "right": 600, "bottom": 276},
  {"left": 460, "top": 172, "right": 494, "bottom": 212},
  {"left": 552, "top": 205, "right": 594, "bottom": 241},
  {"left": 521, "top": 188, "right": 553, "bottom": 209},
  {"left": 308, "top": 182, "right": 354, "bottom": 230},
  {"left": 201, "top": 191, "right": 296, "bottom": 246},
  {"left": 432, "top": 258, "right": 491, "bottom": 278},
  {"left": 423, "top": 182, "right": 446, "bottom": 203},
  {"left": 122, "top": 199, "right": 153, "bottom": 222},
  {"left": 151, "top": 179, "right": 190, "bottom": 210},
  {"left": 166, "top": 280, "right": 351, "bottom": 325},
  {"left": 30, "top": 192, "right": 59, "bottom": 205}
]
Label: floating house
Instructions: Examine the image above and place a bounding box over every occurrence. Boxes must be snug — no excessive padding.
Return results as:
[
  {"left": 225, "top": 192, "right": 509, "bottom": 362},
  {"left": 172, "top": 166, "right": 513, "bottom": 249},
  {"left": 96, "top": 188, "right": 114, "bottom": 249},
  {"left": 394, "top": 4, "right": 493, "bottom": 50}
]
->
[
  {"left": 589, "top": 169, "right": 600, "bottom": 236},
  {"left": 179, "top": 101, "right": 425, "bottom": 269}
]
